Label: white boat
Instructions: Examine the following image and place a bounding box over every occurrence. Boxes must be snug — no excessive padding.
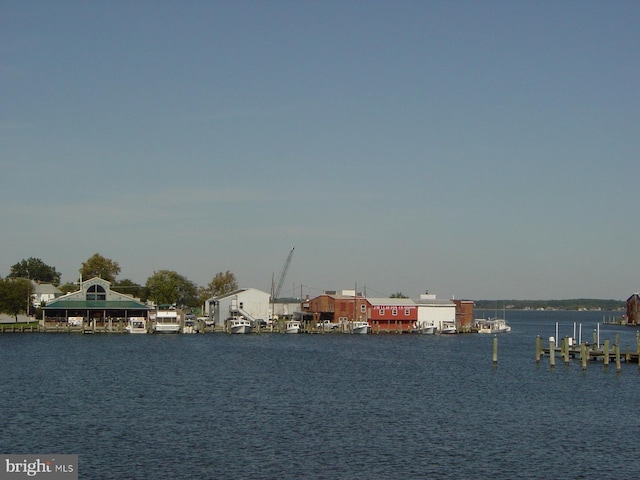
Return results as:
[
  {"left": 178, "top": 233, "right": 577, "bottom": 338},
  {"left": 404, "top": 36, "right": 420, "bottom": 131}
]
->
[
  {"left": 439, "top": 320, "right": 457, "bottom": 334},
  {"left": 350, "top": 320, "right": 369, "bottom": 334},
  {"left": 153, "top": 308, "right": 181, "bottom": 334},
  {"left": 125, "top": 317, "right": 147, "bottom": 334},
  {"left": 414, "top": 320, "right": 437, "bottom": 335},
  {"left": 474, "top": 318, "right": 511, "bottom": 334},
  {"left": 284, "top": 320, "right": 301, "bottom": 334},
  {"left": 183, "top": 319, "right": 197, "bottom": 334},
  {"left": 228, "top": 317, "right": 251, "bottom": 334}
]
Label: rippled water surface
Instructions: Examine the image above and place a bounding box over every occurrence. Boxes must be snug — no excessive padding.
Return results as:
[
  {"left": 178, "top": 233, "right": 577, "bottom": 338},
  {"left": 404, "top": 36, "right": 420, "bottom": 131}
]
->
[{"left": 1, "top": 310, "right": 639, "bottom": 479}]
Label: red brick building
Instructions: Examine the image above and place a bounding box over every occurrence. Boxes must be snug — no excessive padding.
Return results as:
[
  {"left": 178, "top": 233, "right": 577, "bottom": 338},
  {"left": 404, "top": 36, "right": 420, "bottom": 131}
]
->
[
  {"left": 453, "top": 299, "right": 475, "bottom": 332},
  {"left": 626, "top": 293, "right": 640, "bottom": 325},
  {"left": 367, "top": 298, "right": 417, "bottom": 332}
]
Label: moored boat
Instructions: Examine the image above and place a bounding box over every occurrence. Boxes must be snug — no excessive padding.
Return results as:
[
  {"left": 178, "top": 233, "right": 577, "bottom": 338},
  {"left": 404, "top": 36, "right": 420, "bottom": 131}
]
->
[
  {"left": 474, "top": 318, "right": 511, "bottom": 334},
  {"left": 284, "top": 320, "right": 301, "bottom": 334},
  {"left": 350, "top": 320, "right": 369, "bottom": 334},
  {"left": 439, "top": 320, "right": 457, "bottom": 334},
  {"left": 125, "top": 317, "right": 147, "bottom": 334},
  {"left": 228, "top": 317, "right": 251, "bottom": 334},
  {"left": 153, "top": 308, "right": 181, "bottom": 334},
  {"left": 414, "top": 320, "right": 437, "bottom": 335}
]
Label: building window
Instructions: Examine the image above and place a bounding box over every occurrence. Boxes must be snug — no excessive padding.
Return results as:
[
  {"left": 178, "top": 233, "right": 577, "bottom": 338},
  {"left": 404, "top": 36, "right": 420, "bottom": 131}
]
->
[
  {"left": 405, "top": 309, "right": 410, "bottom": 316},
  {"left": 392, "top": 308, "right": 397, "bottom": 316},
  {"left": 360, "top": 304, "right": 366, "bottom": 313},
  {"left": 86, "top": 285, "right": 106, "bottom": 301},
  {"left": 379, "top": 308, "right": 384, "bottom": 316}
]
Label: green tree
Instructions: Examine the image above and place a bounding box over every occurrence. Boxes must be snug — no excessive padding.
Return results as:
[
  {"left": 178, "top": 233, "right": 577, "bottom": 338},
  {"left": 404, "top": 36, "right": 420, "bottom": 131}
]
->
[
  {"left": 208, "top": 271, "right": 238, "bottom": 297},
  {"left": 112, "top": 279, "right": 145, "bottom": 299},
  {"left": 145, "top": 270, "right": 198, "bottom": 308},
  {"left": 390, "top": 292, "right": 408, "bottom": 298},
  {"left": 58, "top": 282, "right": 79, "bottom": 294},
  {"left": 8, "top": 257, "right": 61, "bottom": 285},
  {"left": 0, "top": 278, "right": 33, "bottom": 320},
  {"left": 80, "top": 253, "right": 121, "bottom": 283}
]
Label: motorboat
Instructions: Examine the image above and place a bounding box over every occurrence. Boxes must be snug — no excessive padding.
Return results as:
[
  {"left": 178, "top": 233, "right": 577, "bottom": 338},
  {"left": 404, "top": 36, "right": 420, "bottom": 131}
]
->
[
  {"left": 125, "top": 317, "right": 147, "bottom": 334},
  {"left": 228, "top": 317, "right": 251, "bottom": 334},
  {"left": 439, "top": 320, "right": 457, "bottom": 334},
  {"left": 474, "top": 318, "right": 511, "bottom": 334},
  {"left": 153, "top": 308, "right": 181, "bottom": 334},
  {"left": 284, "top": 320, "right": 301, "bottom": 334},
  {"left": 183, "top": 319, "right": 198, "bottom": 334},
  {"left": 414, "top": 320, "right": 436, "bottom": 335},
  {"left": 350, "top": 320, "right": 369, "bottom": 334}
]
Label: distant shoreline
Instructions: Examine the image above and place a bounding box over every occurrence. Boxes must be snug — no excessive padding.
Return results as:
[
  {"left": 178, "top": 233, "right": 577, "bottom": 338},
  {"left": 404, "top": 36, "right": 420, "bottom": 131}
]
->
[{"left": 473, "top": 299, "right": 625, "bottom": 311}]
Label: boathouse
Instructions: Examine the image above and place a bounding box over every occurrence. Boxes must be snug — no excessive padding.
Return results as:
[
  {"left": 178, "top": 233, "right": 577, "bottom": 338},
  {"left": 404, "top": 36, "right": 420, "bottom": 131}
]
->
[
  {"left": 415, "top": 294, "right": 457, "bottom": 332},
  {"left": 204, "top": 288, "right": 271, "bottom": 329},
  {"left": 42, "top": 277, "right": 150, "bottom": 328},
  {"left": 626, "top": 293, "right": 640, "bottom": 325}
]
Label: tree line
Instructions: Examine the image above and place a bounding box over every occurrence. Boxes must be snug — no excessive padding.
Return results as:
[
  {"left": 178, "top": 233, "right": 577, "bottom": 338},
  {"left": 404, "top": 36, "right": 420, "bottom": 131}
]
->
[
  {"left": 473, "top": 299, "right": 626, "bottom": 311},
  {"left": 0, "top": 254, "right": 239, "bottom": 319}
]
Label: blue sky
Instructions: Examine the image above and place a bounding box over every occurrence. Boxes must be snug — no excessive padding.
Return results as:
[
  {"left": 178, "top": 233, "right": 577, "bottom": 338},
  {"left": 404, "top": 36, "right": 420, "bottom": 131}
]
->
[{"left": 2, "top": 1, "right": 638, "bottom": 300}]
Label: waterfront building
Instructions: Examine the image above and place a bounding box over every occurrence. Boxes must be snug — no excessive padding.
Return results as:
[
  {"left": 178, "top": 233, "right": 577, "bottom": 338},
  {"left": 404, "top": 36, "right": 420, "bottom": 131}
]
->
[
  {"left": 41, "top": 277, "right": 150, "bottom": 328},
  {"left": 626, "top": 293, "right": 640, "bottom": 325},
  {"left": 367, "top": 298, "right": 418, "bottom": 332},
  {"left": 307, "top": 290, "right": 366, "bottom": 325},
  {"left": 415, "top": 293, "right": 457, "bottom": 332},
  {"left": 30, "top": 281, "right": 62, "bottom": 310},
  {"left": 204, "top": 288, "right": 271, "bottom": 329}
]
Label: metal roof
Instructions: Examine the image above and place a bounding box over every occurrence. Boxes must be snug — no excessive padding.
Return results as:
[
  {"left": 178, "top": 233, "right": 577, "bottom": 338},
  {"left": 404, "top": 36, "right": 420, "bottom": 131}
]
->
[
  {"left": 43, "top": 300, "right": 150, "bottom": 310},
  {"left": 366, "top": 298, "right": 417, "bottom": 306}
]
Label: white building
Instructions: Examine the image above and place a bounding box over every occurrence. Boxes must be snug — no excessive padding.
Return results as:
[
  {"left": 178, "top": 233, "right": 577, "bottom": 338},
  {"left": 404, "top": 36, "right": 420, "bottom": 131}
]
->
[
  {"left": 415, "top": 293, "right": 456, "bottom": 332},
  {"left": 204, "top": 288, "right": 271, "bottom": 328},
  {"left": 31, "top": 281, "right": 62, "bottom": 308}
]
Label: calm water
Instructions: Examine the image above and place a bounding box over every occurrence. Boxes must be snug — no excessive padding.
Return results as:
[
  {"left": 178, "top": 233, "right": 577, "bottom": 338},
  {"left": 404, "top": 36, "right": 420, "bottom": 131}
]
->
[{"left": 1, "top": 310, "right": 639, "bottom": 479}]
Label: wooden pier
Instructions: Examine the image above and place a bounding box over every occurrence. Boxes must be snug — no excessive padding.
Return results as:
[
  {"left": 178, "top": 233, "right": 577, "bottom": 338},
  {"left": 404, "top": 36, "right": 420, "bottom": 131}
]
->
[{"left": 536, "top": 332, "right": 640, "bottom": 371}]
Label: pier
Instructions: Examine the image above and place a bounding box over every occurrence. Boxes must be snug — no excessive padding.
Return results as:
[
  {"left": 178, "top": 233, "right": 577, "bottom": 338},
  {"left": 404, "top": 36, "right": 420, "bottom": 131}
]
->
[{"left": 536, "top": 322, "right": 640, "bottom": 371}]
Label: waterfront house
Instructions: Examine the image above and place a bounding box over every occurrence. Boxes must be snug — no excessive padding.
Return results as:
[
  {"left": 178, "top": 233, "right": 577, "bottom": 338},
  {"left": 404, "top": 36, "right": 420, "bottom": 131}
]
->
[
  {"left": 42, "top": 277, "right": 150, "bottom": 329},
  {"left": 30, "top": 281, "right": 62, "bottom": 309}
]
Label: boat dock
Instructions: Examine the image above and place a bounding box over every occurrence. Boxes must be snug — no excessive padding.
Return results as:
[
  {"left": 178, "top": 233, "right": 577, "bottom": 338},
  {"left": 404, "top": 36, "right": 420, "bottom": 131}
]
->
[{"left": 536, "top": 330, "right": 640, "bottom": 371}]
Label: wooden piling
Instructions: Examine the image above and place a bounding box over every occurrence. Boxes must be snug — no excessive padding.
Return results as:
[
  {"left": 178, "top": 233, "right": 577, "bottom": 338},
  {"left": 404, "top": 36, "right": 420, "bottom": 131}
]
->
[
  {"left": 580, "top": 343, "right": 587, "bottom": 370},
  {"left": 563, "top": 338, "right": 570, "bottom": 365},
  {"left": 603, "top": 339, "right": 610, "bottom": 366},
  {"left": 615, "top": 344, "right": 621, "bottom": 372},
  {"left": 535, "top": 336, "right": 542, "bottom": 363},
  {"left": 549, "top": 339, "right": 556, "bottom": 368},
  {"left": 492, "top": 336, "right": 498, "bottom": 365}
]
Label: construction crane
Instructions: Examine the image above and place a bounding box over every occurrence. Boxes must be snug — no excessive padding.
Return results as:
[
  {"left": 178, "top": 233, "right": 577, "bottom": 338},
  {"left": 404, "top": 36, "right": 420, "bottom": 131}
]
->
[{"left": 273, "top": 247, "right": 294, "bottom": 300}]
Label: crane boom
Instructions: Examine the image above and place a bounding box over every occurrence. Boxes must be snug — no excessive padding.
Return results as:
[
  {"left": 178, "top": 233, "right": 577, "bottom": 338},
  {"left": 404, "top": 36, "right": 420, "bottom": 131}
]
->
[{"left": 274, "top": 247, "right": 294, "bottom": 299}]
